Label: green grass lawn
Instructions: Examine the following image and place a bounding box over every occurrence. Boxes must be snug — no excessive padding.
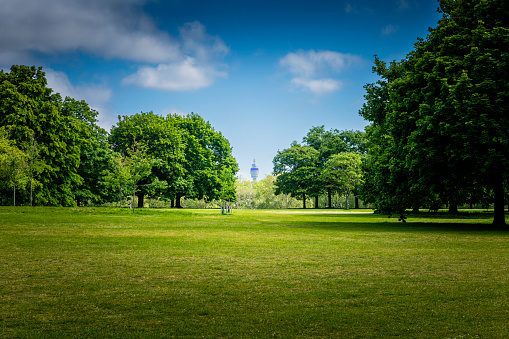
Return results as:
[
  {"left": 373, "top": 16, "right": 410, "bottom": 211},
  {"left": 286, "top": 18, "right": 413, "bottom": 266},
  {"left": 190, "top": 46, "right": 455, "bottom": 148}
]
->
[{"left": 1, "top": 207, "right": 508, "bottom": 338}]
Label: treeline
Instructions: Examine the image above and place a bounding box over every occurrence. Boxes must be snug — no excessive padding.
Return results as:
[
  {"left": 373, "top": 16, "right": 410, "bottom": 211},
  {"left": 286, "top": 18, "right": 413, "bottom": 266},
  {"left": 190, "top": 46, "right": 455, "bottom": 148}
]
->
[
  {"left": 273, "top": 127, "right": 367, "bottom": 209},
  {"left": 0, "top": 65, "right": 238, "bottom": 207}
]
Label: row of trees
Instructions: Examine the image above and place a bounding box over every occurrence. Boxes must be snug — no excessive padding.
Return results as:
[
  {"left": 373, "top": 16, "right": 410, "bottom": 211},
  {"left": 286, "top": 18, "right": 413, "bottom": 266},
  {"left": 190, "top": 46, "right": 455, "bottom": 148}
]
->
[
  {"left": 235, "top": 175, "right": 303, "bottom": 209},
  {"left": 272, "top": 127, "right": 366, "bottom": 209},
  {"left": 358, "top": 0, "right": 509, "bottom": 224},
  {"left": 0, "top": 65, "right": 238, "bottom": 208}
]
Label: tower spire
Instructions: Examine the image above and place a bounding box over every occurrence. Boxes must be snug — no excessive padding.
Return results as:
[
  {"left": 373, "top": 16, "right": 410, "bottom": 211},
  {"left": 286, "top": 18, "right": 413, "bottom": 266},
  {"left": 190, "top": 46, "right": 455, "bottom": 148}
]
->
[{"left": 250, "top": 159, "right": 259, "bottom": 181}]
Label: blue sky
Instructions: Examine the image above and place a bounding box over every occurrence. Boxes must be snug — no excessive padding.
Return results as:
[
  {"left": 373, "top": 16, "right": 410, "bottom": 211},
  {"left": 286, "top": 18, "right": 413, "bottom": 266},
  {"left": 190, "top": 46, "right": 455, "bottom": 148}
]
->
[{"left": 0, "top": 0, "right": 442, "bottom": 180}]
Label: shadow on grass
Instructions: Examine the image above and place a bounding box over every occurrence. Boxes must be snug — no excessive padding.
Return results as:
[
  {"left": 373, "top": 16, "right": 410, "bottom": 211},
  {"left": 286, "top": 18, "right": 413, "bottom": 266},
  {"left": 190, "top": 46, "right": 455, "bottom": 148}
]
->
[{"left": 283, "top": 212, "right": 509, "bottom": 233}]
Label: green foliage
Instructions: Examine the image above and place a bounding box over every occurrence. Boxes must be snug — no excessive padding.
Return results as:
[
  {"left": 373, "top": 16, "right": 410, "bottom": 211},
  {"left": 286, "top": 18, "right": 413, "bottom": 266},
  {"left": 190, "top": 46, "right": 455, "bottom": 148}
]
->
[
  {"left": 321, "top": 152, "right": 363, "bottom": 209},
  {"left": 273, "top": 145, "right": 321, "bottom": 208},
  {"left": 0, "top": 66, "right": 83, "bottom": 206},
  {"left": 235, "top": 175, "right": 302, "bottom": 209},
  {"left": 0, "top": 129, "right": 28, "bottom": 205},
  {"left": 109, "top": 112, "right": 185, "bottom": 207},
  {"left": 359, "top": 0, "right": 509, "bottom": 224},
  {"left": 171, "top": 113, "right": 238, "bottom": 204}
]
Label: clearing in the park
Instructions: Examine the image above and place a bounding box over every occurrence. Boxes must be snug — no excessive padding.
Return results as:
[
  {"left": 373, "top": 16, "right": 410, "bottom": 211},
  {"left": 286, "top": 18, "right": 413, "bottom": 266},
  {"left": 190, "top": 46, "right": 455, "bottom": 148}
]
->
[{"left": 1, "top": 207, "right": 508, "bottom": 338}]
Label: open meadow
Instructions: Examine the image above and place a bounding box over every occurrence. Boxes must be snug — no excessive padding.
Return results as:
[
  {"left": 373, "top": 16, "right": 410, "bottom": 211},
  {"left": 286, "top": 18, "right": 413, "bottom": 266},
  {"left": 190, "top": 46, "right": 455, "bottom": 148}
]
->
[{"left": 1, "top": 207, "right": 508, "bottom": 338}]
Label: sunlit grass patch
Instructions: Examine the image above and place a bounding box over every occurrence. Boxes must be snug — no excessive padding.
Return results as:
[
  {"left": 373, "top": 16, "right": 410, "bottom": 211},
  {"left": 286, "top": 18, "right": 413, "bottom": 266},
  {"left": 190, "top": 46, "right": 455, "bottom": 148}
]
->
[{"left": 0, "top": 207, "right": 507, "bottom": 338}]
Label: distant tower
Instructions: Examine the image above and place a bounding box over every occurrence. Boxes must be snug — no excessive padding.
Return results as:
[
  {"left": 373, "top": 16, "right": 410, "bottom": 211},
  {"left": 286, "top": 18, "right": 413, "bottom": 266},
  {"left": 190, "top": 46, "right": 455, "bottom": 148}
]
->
[{"left": 250, "top": 159, "right": 259, "bottom": 181}]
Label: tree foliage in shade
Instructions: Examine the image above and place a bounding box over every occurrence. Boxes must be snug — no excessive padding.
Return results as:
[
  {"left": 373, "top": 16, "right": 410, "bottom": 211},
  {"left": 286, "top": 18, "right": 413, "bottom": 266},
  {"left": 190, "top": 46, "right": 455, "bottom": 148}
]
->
[
  {"left": 359, "top": 0, "right": 509, "bottom": 224},
  {"left": 321, "top": 152, "right": 363, "bottom": 210}
]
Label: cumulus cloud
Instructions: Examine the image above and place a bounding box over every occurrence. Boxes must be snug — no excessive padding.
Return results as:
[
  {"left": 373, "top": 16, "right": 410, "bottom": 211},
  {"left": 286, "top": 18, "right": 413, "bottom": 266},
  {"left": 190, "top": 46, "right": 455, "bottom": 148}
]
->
[
  {"left": 123, "top": 21, "right": 229, "bottom": 91},
  {"left": 0, "top": 0, "right": 180, "bottom": 64},
  {"left": 279, "top": 50, "right": 362, "bottom": 95},
  {"left": 0, "top": 0, "right": 229, "bottom": 91}
]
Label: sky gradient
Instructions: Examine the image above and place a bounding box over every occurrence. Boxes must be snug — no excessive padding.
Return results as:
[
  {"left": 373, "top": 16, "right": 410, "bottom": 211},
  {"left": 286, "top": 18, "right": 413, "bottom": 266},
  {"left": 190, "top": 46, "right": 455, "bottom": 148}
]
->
[{"left": 0, "top": 0, "right": 443, "bottom": 180}]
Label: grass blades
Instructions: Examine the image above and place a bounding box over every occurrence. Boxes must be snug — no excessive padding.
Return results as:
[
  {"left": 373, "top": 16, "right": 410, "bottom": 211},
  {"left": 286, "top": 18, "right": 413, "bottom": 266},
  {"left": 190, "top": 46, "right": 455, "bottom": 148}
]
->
[{"left": 1, "top": 207, "right": 508, "bottom": 338}]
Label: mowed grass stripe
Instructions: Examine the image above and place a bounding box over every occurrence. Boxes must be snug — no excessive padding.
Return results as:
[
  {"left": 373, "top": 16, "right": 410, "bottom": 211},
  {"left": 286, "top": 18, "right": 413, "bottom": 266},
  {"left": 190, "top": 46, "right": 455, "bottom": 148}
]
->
[{"left": 1, "top": 207, "right": 508, "bottom": 338}]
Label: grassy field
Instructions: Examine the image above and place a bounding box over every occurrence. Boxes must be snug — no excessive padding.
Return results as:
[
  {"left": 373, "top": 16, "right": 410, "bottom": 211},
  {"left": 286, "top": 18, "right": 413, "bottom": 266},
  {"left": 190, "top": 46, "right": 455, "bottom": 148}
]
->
[{"left": 0, "top": 207, "right": 508, "bottom": 338}]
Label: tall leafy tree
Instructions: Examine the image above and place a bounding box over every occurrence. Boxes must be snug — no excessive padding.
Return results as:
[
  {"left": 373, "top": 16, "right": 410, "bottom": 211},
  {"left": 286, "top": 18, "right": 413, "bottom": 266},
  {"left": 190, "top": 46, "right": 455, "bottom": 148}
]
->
[
  {"left": 171, "top": 113, "right": 238, "bottom": 207},
  {"left": 20, "top": 132, "right": 44, "bottom": 206},
  {"left": 109, "top": 112, "right": 185, "bottom": 207},
  {"left": 0, "top": 65, "right": 83, "bottom": 206},
  {"left": 273, "top": 144, "right": 320, "bottom": 209},
  {"left": 303, "top": 126, "right": 367, "bottom": 207},
  {"left": 61, "top": 97, "right": 116, "bottom": 205},
  {"left": 321, "top": 152, "right": 363, "bottom": 210},
  {"left": 0, "top": 129, "right": 27, "bottom": 206},
  {"left": 360, "top": 0, "right": 509, "bottom": 224}
]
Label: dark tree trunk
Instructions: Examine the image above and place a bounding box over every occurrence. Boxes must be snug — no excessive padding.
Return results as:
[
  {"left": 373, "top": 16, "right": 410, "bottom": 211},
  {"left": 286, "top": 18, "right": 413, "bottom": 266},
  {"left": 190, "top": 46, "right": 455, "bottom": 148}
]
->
[
  {"left": 138, "top": 193, "right": 145, "bottom": 208},
  {"left": 448, "top": 202, "right": 458, "bottom": 214},
  {"left": 314, "top": 196, "right": 319, "bottom": 209},
  {"left": 493, "top": 181, "right": 506, "bottom": 225},
  {"left": 328, "top": 190, "right": 332, "bottom": 209},
  {"left": 171, "top": 199, "right": 175, "bottom": 208},
  {"left": 302, "top": 193, "right": 306, "bottom": 209},
  {"left": 175, "top": 193, "right": 183, "bottom": 208},
  {"left": 355, "top": 196, "right": 359, "bottom": 209}
]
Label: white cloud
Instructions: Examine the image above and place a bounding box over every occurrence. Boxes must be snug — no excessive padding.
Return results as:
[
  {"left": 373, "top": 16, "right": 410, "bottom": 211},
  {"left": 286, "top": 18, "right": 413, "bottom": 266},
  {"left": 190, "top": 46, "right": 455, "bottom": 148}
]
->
[
  {"left": 123, "top": 57, "right": 227, "bottom": 91},
  {"left": 0, "top": 1, "right": 229, "bottom": 92},
  {"left": 122, "top": 21, "right": 229, "bottom": 91},
  {"left": 0, "top": 0, "right": 180, "bottom": 64},
  {"left": 382, "top": 24, "right": 398, "bottom": 36},
  {"left": 45, "top": 69, "right": 114, "bottom": 129},
  {"left": 291, "top": 78, "right": 342, "bottom": 95},
  {"left": 279, "top": 50, "right": 362, "bottom": 95}
]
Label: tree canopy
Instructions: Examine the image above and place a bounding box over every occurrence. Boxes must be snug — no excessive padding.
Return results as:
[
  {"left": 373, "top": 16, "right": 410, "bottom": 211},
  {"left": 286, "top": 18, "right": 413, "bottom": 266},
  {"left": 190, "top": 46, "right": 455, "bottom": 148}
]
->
[{"left": 359, "top": 0, "right": 509, "bottom": 224}]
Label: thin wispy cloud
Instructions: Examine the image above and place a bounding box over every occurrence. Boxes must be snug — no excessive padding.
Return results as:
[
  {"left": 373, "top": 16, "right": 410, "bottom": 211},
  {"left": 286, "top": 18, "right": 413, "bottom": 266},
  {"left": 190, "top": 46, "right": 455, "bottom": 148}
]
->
[
  {"left": 382, "top": 24, "right": 399, "bottom": 36},
  {"left": 279, "top": 50, "right": 363, "bottom": 95}
]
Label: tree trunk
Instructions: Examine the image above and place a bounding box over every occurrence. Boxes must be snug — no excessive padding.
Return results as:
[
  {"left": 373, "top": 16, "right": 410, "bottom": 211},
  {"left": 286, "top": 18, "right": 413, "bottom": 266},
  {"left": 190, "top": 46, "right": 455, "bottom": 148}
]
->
[
  {"left": 132, "top": 184, "right": 135, "bottom": 213},
  {"left": 493, "top": 181, "right": 506, "bottom": 225},
  {"left": 138, "top": 193, "right": 144, "bottom": 208},
  {"left": 175, "top": 194, "right": 183, "bottom": 208},
  {"left": 345, "top": 194, "right": 349, "bottom": 210},
  {"left": 355, "top": 196, "right": 359, "bottom": 209},
  {"left": 171, "top": 199, "right": 175, "bottom": 208},
  {"left": 448, "top": 202, "right": 458, "bottom": 214},
  {"left": 328, "top": 190, "right": 332, "bottom": 209},
  {"left": 302, "top": 193, "right": 306, "bottom": 209},
  {"left": 13, "top": 182, "right": 16, "bottom": 207},
  {"left": 119, "top": 185, "right": 122, "bottom": 208},
  {"left": 314, "top": 196, "right": 319, "bottom": 209},
  {"left": 30, "top": 175, "right": 33, "bottom": 207}
]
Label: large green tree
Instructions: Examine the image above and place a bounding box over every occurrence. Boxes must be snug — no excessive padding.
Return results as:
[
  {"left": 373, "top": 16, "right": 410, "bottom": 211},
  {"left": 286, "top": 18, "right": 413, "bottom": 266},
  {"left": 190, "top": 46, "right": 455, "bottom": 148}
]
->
[
  {"left": 303, "top": 126, "right": 367, "bottom": 207},
  {"left": 321, "top": 152, "right": 363, "bottom": 210},
  {"left": 273, "top": 144, "right": 320, "bottom": 209},
  {"left": 360, "top": 0, "right": 509, "bottom": 224},
  {"left": 61, "top": 98, "right": 116, "bottom": 205},
  {"left": 171, "top": 113, "right": 238, "bottom": 207},
  {"left": 0, "top": 65, "right": 83, "bottom": 206},
  {"left": 109, "top": 112, "right": 184, "bottom": 207}
]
